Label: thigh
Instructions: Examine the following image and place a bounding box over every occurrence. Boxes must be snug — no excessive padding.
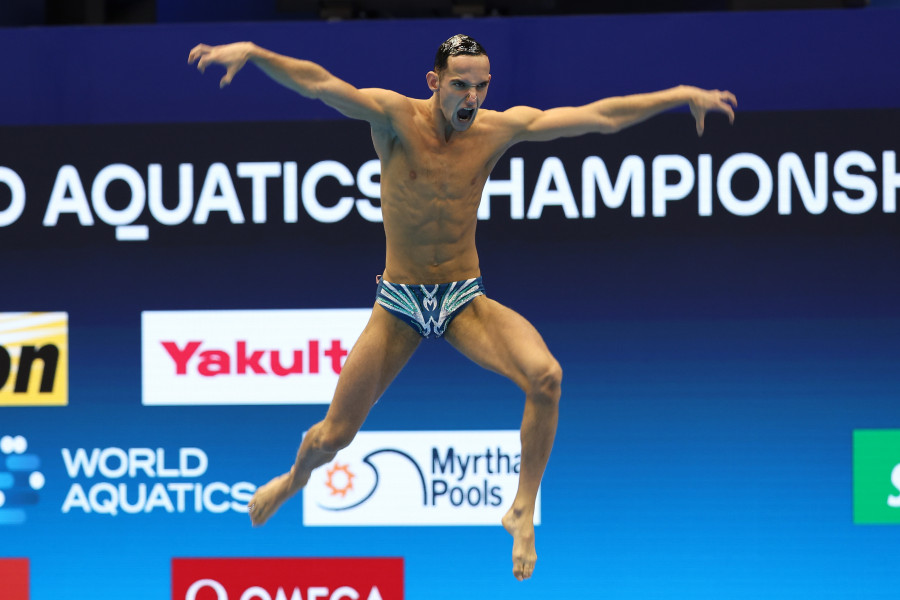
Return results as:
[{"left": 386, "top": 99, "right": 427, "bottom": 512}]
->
[
  {"left": 322, "top": 304, "right": 422, "bottom": 430},
  {"left": 443, "top": 295, "right": 556, "bottom": 392}
]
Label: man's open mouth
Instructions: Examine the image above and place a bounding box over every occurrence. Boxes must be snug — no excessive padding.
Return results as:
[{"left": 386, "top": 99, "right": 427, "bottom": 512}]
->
[{"left": 457, "top": 108, "right": 475, "bottom": 121}]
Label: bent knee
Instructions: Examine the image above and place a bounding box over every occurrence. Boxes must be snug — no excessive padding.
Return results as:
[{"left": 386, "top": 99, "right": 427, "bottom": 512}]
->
[
  {"left": 312, "top": 422, "right": 356, "bottom": 453},
  {"left": 528, "top": 359, "right": 562, "bottom": 403}
]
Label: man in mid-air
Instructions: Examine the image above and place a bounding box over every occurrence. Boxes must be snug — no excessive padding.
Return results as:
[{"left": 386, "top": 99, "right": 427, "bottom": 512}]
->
[{"left": 189, "top": 33, "right": 736, "bottom": 581}]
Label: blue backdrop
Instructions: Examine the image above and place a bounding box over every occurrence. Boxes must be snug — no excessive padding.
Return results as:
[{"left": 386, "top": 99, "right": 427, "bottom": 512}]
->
[{"left": 1, "top": 9, "right": 898, "bottom": 600}]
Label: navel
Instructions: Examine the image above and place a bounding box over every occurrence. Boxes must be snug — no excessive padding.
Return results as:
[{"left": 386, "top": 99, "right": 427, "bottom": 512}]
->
[{"left": 409, "top": 170, "right": 417, "bottom": 180}]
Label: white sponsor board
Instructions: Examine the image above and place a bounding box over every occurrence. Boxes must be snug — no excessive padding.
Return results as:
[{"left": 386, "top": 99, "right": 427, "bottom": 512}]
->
[
  {"left": 142, "top": 309, "right": 370, "bottom": 405},
  {"left": 303, "top": 430, "right": 539, "bottom": 526}
]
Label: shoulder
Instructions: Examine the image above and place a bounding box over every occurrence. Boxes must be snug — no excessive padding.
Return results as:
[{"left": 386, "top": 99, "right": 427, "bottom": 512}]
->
[
  {"left": 361, "top": 88, "right": 421, "bottom": 132},
  {"left": 474, "top": 106, "right": 545, "bottom": 147},
  {"left": 361, "top": 91, "right": 423, "bottom": 156},
  {"left": 480, "top": 105, "right": 546, "bottom": 136},
  {"left": 359, "top": 88, "right": 414, "bottom": 113},
  {"left": 350, "top": 89, "right": 414, "bottom": 144},
  {"left": 495, "top": 105, "right": 544, "bottom": 126}
]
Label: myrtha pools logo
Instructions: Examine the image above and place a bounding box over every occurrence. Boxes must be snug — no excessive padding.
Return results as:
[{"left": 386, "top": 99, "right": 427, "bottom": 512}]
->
[
  {"left": 0, "top": 435, "right": 45, "bottom": 525},
  {"left": 303, "top": 431, "right": 538, "bottom": 526}
]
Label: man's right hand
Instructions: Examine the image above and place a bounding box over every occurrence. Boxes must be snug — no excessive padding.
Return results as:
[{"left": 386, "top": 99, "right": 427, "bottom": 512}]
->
[{"left": 188, "top": 42, "right": 254, "bottom": 88}]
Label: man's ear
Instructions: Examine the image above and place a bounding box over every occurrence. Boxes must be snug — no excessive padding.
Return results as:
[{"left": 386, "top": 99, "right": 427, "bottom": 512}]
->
[{"left": 426, "top": 70, "right": 439, "bottom": 92}]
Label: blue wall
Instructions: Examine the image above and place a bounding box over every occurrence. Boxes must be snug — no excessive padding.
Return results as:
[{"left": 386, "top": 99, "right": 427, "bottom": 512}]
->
[
  {"left": 1, "top": 9, "right": 899, "bottom": 600},
  {"left": 1, "top": 9, "right": 899, "bottom": 127}
]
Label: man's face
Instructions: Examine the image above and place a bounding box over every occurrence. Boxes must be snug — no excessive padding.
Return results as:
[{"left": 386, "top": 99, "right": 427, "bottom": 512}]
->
[{"left": 433, "top": 55, "right": 491, "bottom": 131}]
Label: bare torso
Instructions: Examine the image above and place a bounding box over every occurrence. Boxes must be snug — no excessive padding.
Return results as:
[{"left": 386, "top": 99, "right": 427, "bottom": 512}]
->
[{"left": 371, "top": 96, "right": 512, "bottom": 284}]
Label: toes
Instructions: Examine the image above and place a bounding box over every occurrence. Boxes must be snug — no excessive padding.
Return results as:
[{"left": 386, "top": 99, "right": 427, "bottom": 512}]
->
[
  {"left": 512, "top": 560, "right": 535, "bottom": 581},
  {"left": 522, "top": 561, "right": 534, "bottom": 580}
]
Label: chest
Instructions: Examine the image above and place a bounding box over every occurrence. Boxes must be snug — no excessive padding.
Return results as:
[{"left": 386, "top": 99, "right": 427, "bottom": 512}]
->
[
  {"left": 407, "top": 133, "right": 491, "bottom": 181},
  {"left": 385, "top": 119, "right": 502, "bottom": 194}
]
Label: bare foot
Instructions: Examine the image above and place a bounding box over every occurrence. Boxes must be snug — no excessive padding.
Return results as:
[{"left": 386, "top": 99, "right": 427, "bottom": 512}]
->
[
  {"left": 502, "top": 506, "right": 537, "bottom": 580},
  {"left": 247, "top": 470, "right": 304, "bottom": 526}
]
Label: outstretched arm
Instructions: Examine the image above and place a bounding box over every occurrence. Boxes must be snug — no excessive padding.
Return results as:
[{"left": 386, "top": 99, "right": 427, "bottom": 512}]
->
[
  {"left": 508, "top": 85, "right": 737, "bottom": 143},
  {"left": 188, "top": 42, "right": 394, "bottom": 126}
]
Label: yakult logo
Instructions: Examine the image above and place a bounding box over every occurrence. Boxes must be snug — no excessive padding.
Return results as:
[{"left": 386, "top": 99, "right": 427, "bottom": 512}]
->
[
  {"left": 142, "top": 309, "right": 370, "bottom": 405},
  {"left": 172, "top": 557, "right": 403, "bottom": 600},
  {"left": 303, "top": 431, "right": 537, "bottom": 526}
]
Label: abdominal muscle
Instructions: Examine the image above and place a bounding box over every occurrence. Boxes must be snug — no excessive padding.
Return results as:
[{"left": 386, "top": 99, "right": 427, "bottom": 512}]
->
[
  {"left": 373, "top": 102, "right": 505, "bottom": 285},
  {"left": 379, "top": 176, "right": 484, "bottom": 285}
]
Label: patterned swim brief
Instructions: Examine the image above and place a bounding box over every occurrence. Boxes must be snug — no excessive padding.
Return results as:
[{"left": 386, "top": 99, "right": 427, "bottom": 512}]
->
[{"left": 375, "top": 276, "right": 486, "bottom": 339}]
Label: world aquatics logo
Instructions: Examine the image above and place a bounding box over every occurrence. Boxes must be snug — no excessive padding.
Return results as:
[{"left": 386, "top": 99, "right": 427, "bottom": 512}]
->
[{"left": 0, "top": 435, "right": 45, "bottom": 525}]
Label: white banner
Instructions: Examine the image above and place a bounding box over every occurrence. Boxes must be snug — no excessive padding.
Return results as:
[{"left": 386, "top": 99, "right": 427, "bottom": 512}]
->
[
  {"left": 141, "top": 309, "right": 370, "bottom": 405},
  {"left": 303, "top": 430, "right": 539, "bottom": 526}
]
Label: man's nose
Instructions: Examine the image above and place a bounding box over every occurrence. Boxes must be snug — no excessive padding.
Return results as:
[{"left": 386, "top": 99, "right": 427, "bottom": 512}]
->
[{"left": 465, "top": 89, "right": 477, "bottom": 103}]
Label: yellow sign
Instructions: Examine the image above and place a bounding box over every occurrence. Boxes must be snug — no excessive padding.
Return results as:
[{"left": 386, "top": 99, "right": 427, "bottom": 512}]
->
[{"left": 0, "top": 312, "right": 68, "bottom": 406}]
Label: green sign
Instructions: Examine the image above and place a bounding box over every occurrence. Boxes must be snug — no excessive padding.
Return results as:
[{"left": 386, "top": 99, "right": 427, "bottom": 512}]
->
[{"left": 853, "top": 429, "right": 900, "bottom": 524}]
